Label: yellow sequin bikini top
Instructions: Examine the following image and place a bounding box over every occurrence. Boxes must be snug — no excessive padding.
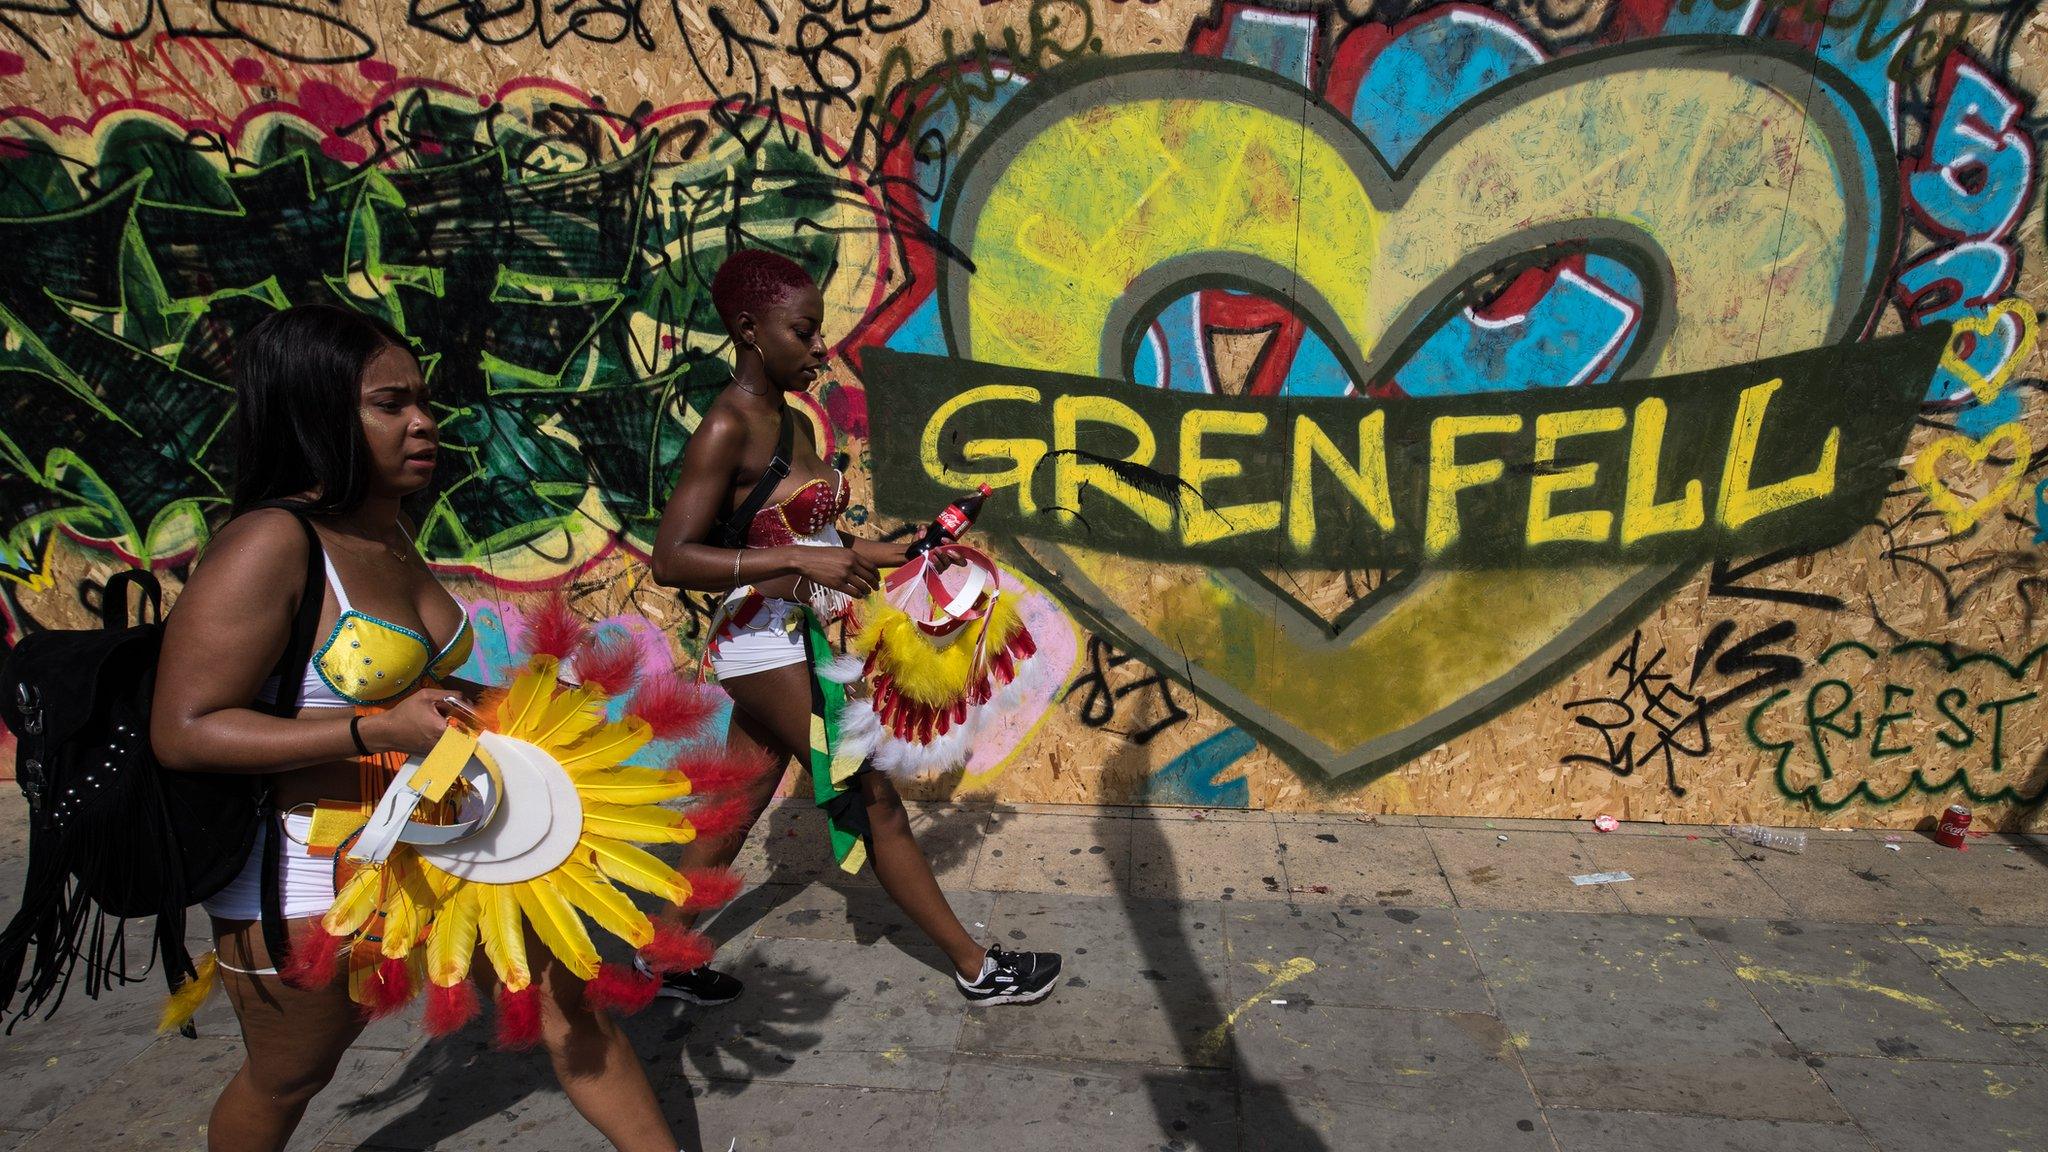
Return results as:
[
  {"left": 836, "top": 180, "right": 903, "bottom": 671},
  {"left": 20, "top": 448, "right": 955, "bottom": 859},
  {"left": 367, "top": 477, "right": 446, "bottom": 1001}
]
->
[{"left": 262, "top": 549, "right": 473, "bottom": 709}]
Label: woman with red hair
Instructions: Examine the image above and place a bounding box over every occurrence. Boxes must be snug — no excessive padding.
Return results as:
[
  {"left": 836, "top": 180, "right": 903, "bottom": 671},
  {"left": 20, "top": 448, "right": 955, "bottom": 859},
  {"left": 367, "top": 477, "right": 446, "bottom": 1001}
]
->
[{"left": 649, "top": 249, "right": 1060, "bottom": 1007}]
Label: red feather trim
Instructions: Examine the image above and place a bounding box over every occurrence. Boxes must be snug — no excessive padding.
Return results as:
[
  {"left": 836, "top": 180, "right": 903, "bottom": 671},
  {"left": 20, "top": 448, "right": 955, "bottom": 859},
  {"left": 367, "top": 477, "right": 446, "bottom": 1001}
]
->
[
  {"left": 628, "top": 673, "right": 719, "bottom": 739},
  {"left": 571, "top": 631, "right": 641, "bottom": 697},
  {"left": 637, "top": 925, "right": 714, "bottom": 975},
  {"left": 424, "top": 980, "right": 480, "bottom": 1037},
  {"left": 280, "top": 925, "right": 342, "bottom": 990},
  {"left": 680, "top": 868, "right": 745, "bottom": 911},
  {"left": 669, "top": 748, "right": 775, "bottom": 796},
  {"left": 686, "top": 793, "right": 760, "bottom": 840},
  {"left": 583, "top": 963, "right": 660, "bottom": 1016},
  {"left": 363, "top": 956, "right": 414, "bottom": 1019},
  {"left": 495, "top": 985, "right": 544, "bottom": 1051},
  {"left": 524, "top": 593, "right": 586, "bottom": 662}
]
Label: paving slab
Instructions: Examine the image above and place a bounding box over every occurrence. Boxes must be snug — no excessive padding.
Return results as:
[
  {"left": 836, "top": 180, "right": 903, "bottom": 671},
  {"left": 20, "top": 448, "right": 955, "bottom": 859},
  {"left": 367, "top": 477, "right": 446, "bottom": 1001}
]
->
[
  {"left": 1221, "top": 903, "right": 1490, "bottom": 1012},
  {"left": 749, "top": 884, "right": 996, "bottom": 955},
  {"left": 1890, "top": 841, "right": 2048, "bottom": 926},
  {"left": 676, "top": 935, "right": 965, "bottom": 1092},
  {"left": 1459, "top": 911, "right": 1843, "bottom": 1121},
  {"left": 670, "top": 1081, "right": 940, "bottom": 1152},
  {"left": 22, "top": 1034, "right": 403, "bottom": 1152},
  {"left": 1127, "top": 804, "right": 1273, "bottom": 823},
  {"left": 1128, "top": 814, "right": 1285, "bottom": 901},
  {"left": 905, "top": 805, "right": 999, "bottom": 890},
  {"left": 1417, "top": 816, "right": 1592, "bottom": 834},
  {"left": 928, "top": 1057, "right": 1237, "bottom": 1152},
  {"left": 955, "top": 894, "right": 1229, "bottom": 1069},
  {"left": 1814, "top": 1057, "right": 2048, "bottom": 1152},
  {"left": 1892, "top": 925, "right": 2048, "bottom": 1026},
  {"left": 694, "top": 880, "right": 815, "bottom": 953},
  {"left": 1695, "top": 920, "right": 2024, "bottom": 1062},
  {"left": 1542, "top": 1109, "right": 1873, "bottom": 1152},
  {"left": 1427, "top": 829, "right": 1626, "bottom": 912},
  {"left": 726, "top": 802, "right": 875, "bottom": 889},
  {"left": 1273, "top": 823, "right": 1455, "bottom": 907},
  {"left": 322, "top": 1031, "right": 613, "bottom": 1152},
  {"left": 1579, "top": 833, "right": 1792, "bottom": 919},
  {"left": 1234, "top": 1005, "right": 1546, "bottom": 1152},
  {"left": 1738, "top": 841, "right": 1959, "bottom": 924},
  {"left": 2001, "top": 1023, "right": 2046, "bottom": 1062},
  {"left": 1271, "top": 811, "right": 1420, "bottom": 827},
  {"left": 970, "top": 814, "right": 1130, "bottom": 896},
  {"left": 0, "top": 976, "right": 191, "bottom": 1131}
]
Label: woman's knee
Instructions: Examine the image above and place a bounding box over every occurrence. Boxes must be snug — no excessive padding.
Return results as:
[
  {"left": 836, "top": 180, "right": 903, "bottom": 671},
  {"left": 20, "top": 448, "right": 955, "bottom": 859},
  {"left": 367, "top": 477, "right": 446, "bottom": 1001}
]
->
[
  {"left": 239, "top": 1052, "right": 343, "bottom": 1110},
  {"left": 538, "top": 971, "right": 620, "bottom": 1072},
  {"left": 865, "top": 786, "right": 912, "bottom": 838}
]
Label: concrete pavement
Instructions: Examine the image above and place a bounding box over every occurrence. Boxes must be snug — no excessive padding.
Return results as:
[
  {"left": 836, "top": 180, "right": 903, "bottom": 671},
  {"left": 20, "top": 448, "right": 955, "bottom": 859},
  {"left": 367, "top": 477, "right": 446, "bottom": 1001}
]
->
[{"left": 1, "top": 794, "right": 2045, "bottom": 1151}]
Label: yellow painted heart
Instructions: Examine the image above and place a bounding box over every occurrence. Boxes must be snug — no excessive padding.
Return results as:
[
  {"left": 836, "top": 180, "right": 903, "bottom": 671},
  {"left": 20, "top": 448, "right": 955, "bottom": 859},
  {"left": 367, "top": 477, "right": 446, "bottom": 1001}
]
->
[
  {"left": 1937, "top": 297, "right": 2039, "bottom": 405},
  {"left": 941, "top": 43, "right": 1893, "bottom": 782},
  {"left": 1911, "top": 423, "right": 2034, "bottom": 533}
]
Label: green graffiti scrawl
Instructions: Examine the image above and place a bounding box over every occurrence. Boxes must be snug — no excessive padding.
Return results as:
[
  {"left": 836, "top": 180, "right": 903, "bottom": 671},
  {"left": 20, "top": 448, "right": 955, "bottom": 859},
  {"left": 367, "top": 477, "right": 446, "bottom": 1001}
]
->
[
  {"left": 0, "top": 99, "right": 859, "bottom": 575},
  {"left": 1751, "top": 640, "right": 2048, "bottom": 812}
]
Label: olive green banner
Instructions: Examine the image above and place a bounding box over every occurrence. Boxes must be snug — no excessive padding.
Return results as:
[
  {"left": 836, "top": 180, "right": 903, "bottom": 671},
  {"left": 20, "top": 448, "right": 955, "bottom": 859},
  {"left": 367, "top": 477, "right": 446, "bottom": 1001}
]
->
[{"left": 863, "top": 325, "right": 1949, "bottom": 569}]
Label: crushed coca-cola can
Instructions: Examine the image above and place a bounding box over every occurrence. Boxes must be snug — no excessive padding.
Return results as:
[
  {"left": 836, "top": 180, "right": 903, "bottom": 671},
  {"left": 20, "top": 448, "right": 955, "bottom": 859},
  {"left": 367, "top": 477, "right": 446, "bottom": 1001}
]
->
[
  {"left": 1934, "top": 804, "right": 1972, "bottom": 848},
  {"left": 1592, "top": 815, "right": 1619, "bottom": 833}
]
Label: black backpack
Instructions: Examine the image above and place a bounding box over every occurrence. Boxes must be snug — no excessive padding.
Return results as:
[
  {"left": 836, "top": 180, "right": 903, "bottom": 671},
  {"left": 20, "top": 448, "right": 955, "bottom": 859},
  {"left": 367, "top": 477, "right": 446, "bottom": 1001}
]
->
[{"left": 0, "top": 508, "right": 326, "bottom": 1028}]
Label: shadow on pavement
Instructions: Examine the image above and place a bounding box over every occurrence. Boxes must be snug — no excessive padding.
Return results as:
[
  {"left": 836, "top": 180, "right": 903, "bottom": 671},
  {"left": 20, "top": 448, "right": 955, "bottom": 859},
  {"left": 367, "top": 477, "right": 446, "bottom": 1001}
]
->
[{"left": 1104, "top": 746, "right": 1328, "bottom": 1152}]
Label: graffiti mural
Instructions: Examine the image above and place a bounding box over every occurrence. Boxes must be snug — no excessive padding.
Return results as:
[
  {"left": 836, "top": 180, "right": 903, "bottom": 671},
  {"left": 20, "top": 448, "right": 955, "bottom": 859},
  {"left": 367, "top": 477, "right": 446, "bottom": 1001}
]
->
[{"left": 0, "top": 0, "right": 2042, "bottom": 827}]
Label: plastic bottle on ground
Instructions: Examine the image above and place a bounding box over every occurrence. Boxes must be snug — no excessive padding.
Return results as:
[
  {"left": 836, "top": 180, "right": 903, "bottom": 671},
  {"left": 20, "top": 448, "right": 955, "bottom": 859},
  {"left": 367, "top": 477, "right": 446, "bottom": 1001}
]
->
[{"left": 1726, "top": 824, "right": 1807, "bottom": 853}]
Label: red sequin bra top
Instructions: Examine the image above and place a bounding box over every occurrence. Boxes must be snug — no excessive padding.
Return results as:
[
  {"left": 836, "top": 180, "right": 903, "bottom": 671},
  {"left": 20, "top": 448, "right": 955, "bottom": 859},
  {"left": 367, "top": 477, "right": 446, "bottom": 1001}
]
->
[{"left": 746, "top": 470, "right": 851, "bottom": 547}]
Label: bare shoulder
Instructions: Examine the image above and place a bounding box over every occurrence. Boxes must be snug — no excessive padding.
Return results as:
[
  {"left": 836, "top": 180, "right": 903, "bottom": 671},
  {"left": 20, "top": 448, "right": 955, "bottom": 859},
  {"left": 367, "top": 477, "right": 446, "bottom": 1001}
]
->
[
  {"left": 189, "top": 507, "right": 312, "bottom": 591},
  {"left": 692, "top": 404, "right": 750, "bottom": 451},
  {"left": 683, "top": 404, "right": 755, "bottom": 476}
]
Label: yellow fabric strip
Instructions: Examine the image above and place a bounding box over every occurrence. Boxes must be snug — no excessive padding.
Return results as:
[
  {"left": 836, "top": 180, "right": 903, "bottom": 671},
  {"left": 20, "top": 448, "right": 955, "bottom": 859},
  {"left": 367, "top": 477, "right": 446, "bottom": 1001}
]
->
[{"left": 413, "top": 725, "right": 479, "bottom": 803}]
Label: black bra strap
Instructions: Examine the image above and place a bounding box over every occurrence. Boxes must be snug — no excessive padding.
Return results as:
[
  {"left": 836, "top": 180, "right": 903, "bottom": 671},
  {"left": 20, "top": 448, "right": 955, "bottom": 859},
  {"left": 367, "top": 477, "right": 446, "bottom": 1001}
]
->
[{"left": 716, "top": 407, "right": 796, "bottom": 549}]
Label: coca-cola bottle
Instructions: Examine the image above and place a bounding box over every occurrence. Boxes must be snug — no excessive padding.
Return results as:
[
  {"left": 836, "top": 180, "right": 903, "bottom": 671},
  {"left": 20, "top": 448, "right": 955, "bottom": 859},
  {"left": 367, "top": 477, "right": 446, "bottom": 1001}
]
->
[{"left": 905, "top": 483, "right": 992, "bottom": 559}]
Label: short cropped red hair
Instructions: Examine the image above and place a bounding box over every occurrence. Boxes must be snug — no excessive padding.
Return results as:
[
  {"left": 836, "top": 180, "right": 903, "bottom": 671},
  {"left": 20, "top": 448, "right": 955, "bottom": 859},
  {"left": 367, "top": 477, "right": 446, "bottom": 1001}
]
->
[{"left": 709, "top": 249, "right": 815, "bottom": 335}]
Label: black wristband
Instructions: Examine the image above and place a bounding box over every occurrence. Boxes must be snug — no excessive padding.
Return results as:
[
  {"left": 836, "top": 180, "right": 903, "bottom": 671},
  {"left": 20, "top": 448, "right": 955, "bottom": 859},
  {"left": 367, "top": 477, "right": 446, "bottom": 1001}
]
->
[{"left": 349, "top": 713, "right": 371, "bottom": 757}]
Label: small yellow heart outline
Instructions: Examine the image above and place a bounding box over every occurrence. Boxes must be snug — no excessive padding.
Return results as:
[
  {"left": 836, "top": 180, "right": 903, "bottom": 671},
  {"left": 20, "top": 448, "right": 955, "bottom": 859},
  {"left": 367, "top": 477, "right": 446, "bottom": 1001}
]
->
[
  {"left": 1911, "top": 422, "right": 2034, "bottom": 533},
  {"left": 1938, "top": 297, "right": 2039, "bottom": 405}
]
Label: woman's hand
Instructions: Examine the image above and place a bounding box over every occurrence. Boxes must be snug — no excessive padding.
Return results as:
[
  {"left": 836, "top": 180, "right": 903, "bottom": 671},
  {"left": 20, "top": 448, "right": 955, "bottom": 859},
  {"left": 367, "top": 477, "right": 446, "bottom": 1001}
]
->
[
  {"left": 791, "top": 545, "right": 879, "bottom": 599},
  {"left": 922, "top": 546, "right": 965, "bottom": 572},
  {"left": 360, "top": 690, "right": 474, "bottom": 758}
]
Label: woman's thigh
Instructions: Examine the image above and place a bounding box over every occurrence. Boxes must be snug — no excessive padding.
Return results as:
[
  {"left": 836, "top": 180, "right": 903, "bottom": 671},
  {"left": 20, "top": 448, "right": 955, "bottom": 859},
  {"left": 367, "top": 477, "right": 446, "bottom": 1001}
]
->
[
  {"left": 718, "top": 662, "right": 817, "bottom": 768},
  {"left": 212, "top": 917, "right": 366, "bottom": 1084}
]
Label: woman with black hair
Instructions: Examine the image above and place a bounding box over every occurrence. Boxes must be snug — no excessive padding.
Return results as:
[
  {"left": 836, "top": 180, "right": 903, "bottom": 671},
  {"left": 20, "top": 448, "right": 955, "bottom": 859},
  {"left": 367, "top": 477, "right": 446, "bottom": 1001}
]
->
[{"left": 150, "top": 305, "right": 683, "bottom": 1152}]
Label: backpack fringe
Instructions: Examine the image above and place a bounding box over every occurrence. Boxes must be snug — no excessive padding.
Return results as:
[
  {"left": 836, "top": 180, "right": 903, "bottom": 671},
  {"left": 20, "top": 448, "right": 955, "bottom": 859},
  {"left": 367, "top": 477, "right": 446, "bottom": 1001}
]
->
[{"left": 0, "top": 815, "right": 180, "bottom": 1031}]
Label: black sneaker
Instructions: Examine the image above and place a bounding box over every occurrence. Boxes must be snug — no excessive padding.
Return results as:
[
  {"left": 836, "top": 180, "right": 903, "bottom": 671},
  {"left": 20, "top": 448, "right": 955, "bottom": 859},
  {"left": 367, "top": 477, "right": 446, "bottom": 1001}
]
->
[
  {"left": 638, "top": 962, "right": 743, "bottom": 1006},
  {"left": 956, "top": 945, "right": 1061, "bottom": 1005}
]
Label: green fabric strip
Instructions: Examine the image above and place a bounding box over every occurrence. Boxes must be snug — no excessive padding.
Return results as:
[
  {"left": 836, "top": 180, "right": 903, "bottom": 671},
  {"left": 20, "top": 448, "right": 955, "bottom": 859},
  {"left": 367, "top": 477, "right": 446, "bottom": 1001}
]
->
[{"left": 801, "top": 611, "right": 868, "bottom": 874}]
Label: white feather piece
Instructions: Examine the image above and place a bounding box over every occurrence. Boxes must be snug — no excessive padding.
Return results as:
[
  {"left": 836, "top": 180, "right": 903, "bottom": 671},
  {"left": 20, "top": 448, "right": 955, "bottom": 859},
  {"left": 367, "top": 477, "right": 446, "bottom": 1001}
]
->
[
  {"left": 817, "top": 651, "right": 867, "bottom": 684},
  {"left": 839, "top": 637, "right": 1055, "bottom": 779},
  {"left": 832, "top": 696, "right": 884, "bottom": 763}
]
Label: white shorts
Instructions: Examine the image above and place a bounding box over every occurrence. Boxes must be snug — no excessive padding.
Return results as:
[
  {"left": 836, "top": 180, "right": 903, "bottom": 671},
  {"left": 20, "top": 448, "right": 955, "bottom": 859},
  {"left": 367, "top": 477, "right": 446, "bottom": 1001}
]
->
[
  {"left": 709, "top": 598, "right": 810, "bottom": 680},
  {"left": 201, "top": 812, "right": 336, "bottom": 922}
]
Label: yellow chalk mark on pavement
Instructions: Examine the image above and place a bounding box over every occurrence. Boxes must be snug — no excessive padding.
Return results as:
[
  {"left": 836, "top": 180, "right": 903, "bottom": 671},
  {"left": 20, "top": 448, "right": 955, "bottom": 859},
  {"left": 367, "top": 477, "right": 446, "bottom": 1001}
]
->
[
  {"left": 1899, "top": 937, "right": 2048, "bottom": 973},
  {"left": 1985, "top": 1069, "right": 2017, "bottom": 1098},
  {"left": 1194, "top": 956, "right": 1316, "bottom": 1063},
  {"left": 1733, "top": 965, "right": 1945, "bottom": 1013}
]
